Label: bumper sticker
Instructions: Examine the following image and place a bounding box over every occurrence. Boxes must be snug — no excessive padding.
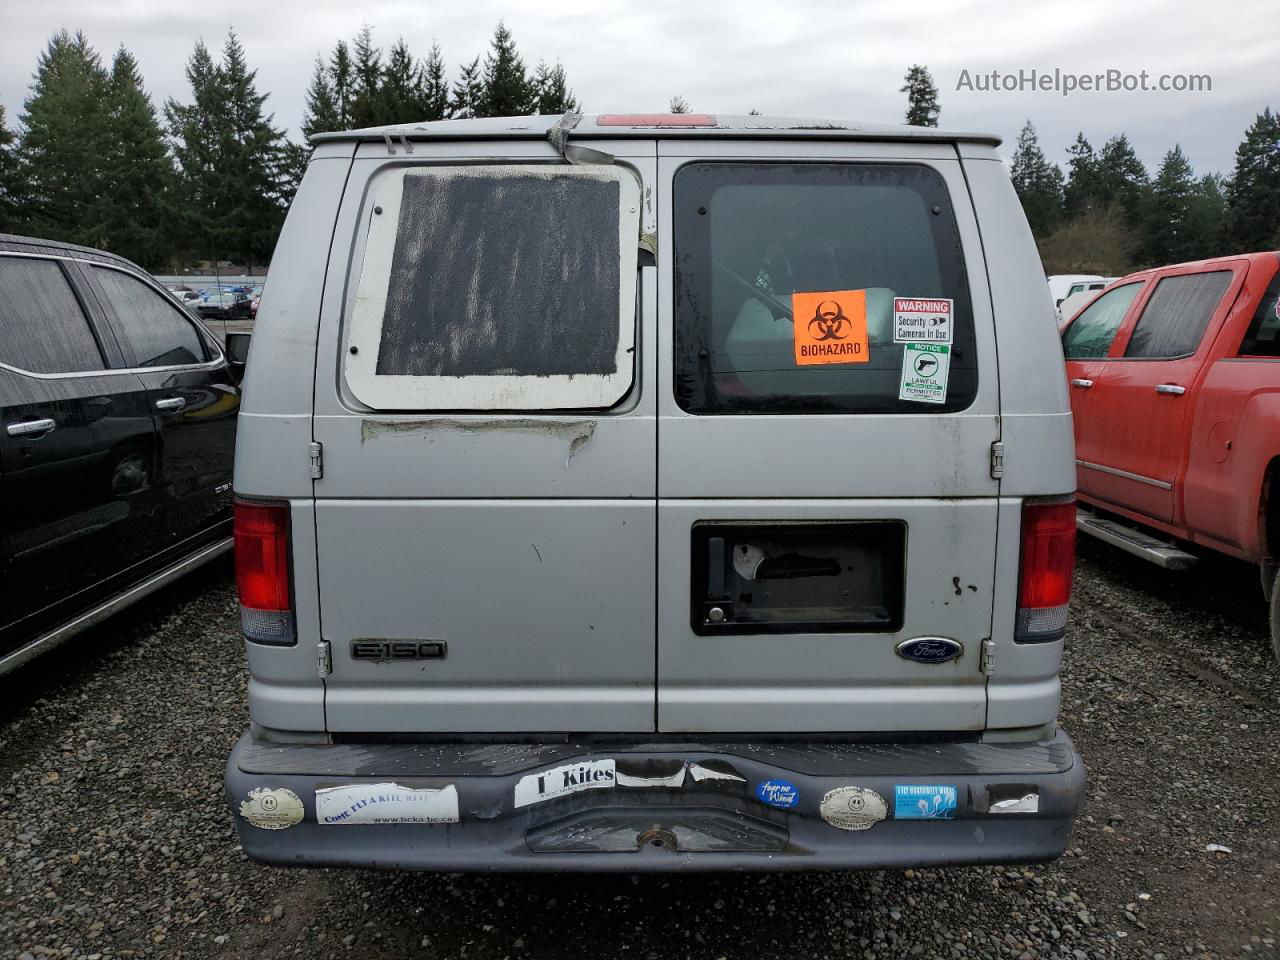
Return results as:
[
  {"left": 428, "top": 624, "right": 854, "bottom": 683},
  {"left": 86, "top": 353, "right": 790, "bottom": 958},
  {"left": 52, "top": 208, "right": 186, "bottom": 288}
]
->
[
  {"left": 239, "top": 787, "right": 305, "bottom": 830},
  {"left": 514, "top": 759, "right": 615, "bottom": 808},
  {"left": 898, "top": 342, "right": 950, "bottom": 404},
  {"left": 893, "top": 297, "right": 953, "bottom": 344},
  {"left": 315, "top": 782, "right": 459, "bottom": 825},
  {"left": 819, "top": 786, "right": 887, "bottom": 831},
  {"left": 894, "top": 784, "right": 958, "bottom": 820},
  {"left": 756, "top": 779, "right": 799, "bottom": 809},
  {"left": 990, "top": 792, "right": 1040, "bottom": 814}
]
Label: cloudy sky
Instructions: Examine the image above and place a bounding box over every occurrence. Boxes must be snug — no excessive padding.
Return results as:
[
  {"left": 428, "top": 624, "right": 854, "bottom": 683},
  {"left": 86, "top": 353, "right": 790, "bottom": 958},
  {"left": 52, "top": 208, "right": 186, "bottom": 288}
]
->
[{"left": 2, "top": 0, "right": 1275, "bottom": 176}]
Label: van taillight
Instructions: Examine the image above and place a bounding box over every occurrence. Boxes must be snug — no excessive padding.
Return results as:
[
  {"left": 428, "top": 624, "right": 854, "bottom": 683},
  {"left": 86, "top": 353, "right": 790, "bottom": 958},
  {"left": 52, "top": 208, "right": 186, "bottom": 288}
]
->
[
  {"left": 234, "top": 499, "right": 294, "bottom": 645},
  {"left": 1016, "top": 496, "right": 1076, "bottom": 642}
]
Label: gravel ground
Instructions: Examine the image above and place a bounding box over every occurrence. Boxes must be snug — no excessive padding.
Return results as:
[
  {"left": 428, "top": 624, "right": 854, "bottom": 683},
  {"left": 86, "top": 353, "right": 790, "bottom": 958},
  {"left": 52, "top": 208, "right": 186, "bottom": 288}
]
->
[{"left": 1, "top": 544, "right": 1277, "bottom": 960}]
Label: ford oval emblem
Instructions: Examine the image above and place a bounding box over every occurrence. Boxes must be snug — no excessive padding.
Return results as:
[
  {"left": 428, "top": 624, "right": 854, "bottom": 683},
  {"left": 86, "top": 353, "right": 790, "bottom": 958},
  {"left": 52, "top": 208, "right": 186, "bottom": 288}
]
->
[{"left": 896, "top": 637, "right": 963, "bottom": 664}]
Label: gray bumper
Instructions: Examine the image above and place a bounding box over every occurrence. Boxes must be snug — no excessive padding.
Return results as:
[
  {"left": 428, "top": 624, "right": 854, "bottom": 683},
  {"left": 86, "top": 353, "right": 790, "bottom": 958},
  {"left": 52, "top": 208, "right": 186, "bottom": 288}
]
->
[{"left": 225, "top": 730, "right": 1085, "bottom": 872}]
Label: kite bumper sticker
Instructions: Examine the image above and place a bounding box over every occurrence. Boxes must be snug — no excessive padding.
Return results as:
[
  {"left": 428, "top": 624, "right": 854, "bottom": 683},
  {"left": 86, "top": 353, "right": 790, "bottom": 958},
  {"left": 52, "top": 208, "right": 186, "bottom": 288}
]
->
[
  {"left": 820, "top": 786, "right": 887, "bottom": 831},
  {"left": 239, "top": 787, "right": 305, "bottom": 830},
  {"left": 315, "top": 782, "right": 460, "bottom": 825},
  {"left": 792, "top": 289, "right": 870, "bottom": 365},
  {"left": 899, "top": 343, "right": 950, "bottom": 404},
  {"left": 514, "top": 759, "right": 616, "bottom": 808}
]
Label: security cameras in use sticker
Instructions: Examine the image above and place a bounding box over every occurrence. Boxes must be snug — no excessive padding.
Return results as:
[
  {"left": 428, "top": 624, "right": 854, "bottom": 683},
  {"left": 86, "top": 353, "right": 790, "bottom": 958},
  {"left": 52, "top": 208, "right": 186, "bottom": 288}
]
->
[
  {"left": 899, "top": 343, "right": 950, "bottom": 404},
  {"left": 791, "top": 289, "right": 870, "bottom": 366},
  {"left": 894, "top": 297, "right": 953, "bottom": 344}
]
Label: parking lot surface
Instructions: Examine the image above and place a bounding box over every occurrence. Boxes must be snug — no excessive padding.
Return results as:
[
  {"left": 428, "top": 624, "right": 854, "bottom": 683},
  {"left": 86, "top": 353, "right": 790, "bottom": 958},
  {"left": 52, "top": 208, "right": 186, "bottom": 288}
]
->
[{"left": 1, "top": 542, "right": 1277, "bottom": 960}]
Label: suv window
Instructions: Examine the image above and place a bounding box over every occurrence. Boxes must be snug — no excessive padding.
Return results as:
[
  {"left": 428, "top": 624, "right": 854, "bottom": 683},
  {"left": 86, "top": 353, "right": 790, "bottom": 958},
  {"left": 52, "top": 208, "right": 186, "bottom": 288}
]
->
[
  {"left": 1062, "top": 282, "right": 1143, "bottom": 359},
  {"left": 1239, "top": 266, "right": 1280, "bottom": 357},
  {"left": 346, "top": 164, "right": 640, "bottom": 411},
  {"left": 92, "top": 266, "right": 209, "bottom": 368},
  {"left": 1124, "top": 270, "right": 1232, "bottom": 359},
  {"left": 0, "top": 256, "right": 105, "bottom": 374},
  {"left": 673, "top": 162, "right": 977, "bottom": 414}
]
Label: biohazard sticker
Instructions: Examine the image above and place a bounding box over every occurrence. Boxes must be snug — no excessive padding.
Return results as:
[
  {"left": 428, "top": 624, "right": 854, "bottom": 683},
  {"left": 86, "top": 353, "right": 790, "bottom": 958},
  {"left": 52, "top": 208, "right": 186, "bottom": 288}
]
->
[
  {"left": 899, "top": 343, "right": 951, "bottom": 404},
  {"left": 894, "top": 297, "right": 953, "bottom": 344},
  {"left": 792, "top": 289, "right": 870, "bottom": 366},
  {"left": 239, "top": 787, "right": 304, "bottom": 830}
]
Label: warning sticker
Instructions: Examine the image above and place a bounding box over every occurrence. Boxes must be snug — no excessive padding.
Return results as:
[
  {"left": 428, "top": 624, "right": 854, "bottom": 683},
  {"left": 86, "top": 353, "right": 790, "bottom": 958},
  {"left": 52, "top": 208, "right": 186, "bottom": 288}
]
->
[
  {"left": 894, "top": 297, "right": 953, "bottom": 344},
  {"left": 899, "top": 343, "right": 951, "bottom": 404},
  {"left": 792, "top": 290, "right": 870, "bottom": 366}
]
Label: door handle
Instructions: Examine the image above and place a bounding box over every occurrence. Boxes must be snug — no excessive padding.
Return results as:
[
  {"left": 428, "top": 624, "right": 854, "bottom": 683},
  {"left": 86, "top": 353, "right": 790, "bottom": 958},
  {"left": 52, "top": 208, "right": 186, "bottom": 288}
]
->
[
  {"left": 155, "top": 397, "right": 187, "bottom": 412},
  {"left": 1069, "top": 378, "right": 1094, "bottom": 389},
  {"left": 6, "top": 418, "right": 56, "bottom": 437},
  {"left": 1155, "top": 384, "right": 1186, "bottom": 396}
]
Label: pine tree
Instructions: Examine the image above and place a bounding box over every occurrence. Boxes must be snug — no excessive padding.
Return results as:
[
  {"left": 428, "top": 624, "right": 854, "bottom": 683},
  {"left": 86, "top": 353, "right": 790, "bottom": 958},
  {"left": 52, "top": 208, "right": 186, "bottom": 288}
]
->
[
  {"left": 0, "top": 103, "right": 21, "bottom": 232},
  {"left": 168, "top": 31, "right": 287, "bottom": 268},
  {"left": 1009, "top": 120, "right": 1064, "bottom": 238},
  {"left": 478, "top": 22, "right": 533, "bottom": 117},
  {"left": 532, "top": 60, "right": 578, "bottom": 115},
  {"left": 1144, "top": 145, "right": 1198, "bottom": 265},
  {"left": 382, "top": 37, "right": 422, "bottom": 124},
  {"left": 669, "top": 95, "right": 689, "bottom": 114},
  {"left": 328, "top": 41, "right": 354, "bottom": 129},
  {"left": 1063, "top": 133, "right": 1099, "bottom": 218},
  {"left": 98, "top": 47, "right": 174, "bottom": 268},
  {"left": 301, "top": 56, "right": 341, "bottom": 138},
  {"left": 16, "top": 30, "right": 111, "bottom": 245},
  {"left": 349, "top": 25, "right": 383, "bottom": 126},
  {"left": 1225, "top": 107, "right": 1280, "bottom": 252},
  {"left": 900, "top": 65, "right": 939, "bottom": 127},
  {"left": 1186, "top": 173, "right": 1227, "bottom": 260},
  {"left": 450, "top": 57, "right": 482, "bottom": 119},
  {"left": 421, "top": 42, "right": 449, "bottom": 121},
  {"left": 1095, "top": 133, "right": 1150, "bottom": 231}
]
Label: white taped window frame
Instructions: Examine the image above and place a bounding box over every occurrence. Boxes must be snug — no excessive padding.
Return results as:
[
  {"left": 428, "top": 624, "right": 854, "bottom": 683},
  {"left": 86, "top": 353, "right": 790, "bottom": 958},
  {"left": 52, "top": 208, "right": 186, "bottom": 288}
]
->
[{"left": 345, "top": 163, "right": 641, "bottom": 411}]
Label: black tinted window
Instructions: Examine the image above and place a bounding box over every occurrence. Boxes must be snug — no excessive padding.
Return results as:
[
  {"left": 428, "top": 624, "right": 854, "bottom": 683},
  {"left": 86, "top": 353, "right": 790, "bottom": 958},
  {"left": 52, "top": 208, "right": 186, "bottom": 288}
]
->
[
  {"left": 0, "top": 257, "right": 105, "bottom": 373},
  {"left": 1240, "top": 267, "right": 1280, "bottom": 357},
  {"left": 93, "top": 267, "right": 208, "bottom": 368},
  {"left": 673, "top": 162, "right": 977, "bottom": 415},
  {"left": 1062, "top": 282, "right": 1143, "bottom": 359},
  {"left": 1125, "top": 271, "right": 1232, "bottom": 359}
]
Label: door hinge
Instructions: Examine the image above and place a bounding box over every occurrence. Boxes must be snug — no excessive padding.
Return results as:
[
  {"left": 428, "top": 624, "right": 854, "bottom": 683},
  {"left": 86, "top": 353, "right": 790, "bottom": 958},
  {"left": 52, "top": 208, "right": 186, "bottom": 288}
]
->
[
  {"left": 980, "top": 639, "right": 996, "bottom": 676},
  {"left": 989, "top": 441, "right": 1006, "bottom": 480},
  {"left": 317, "top": 640, "right": 332, "bottom": 679},
  {"left": 308, "top": 441, "right": 323, "bottom": 479}
]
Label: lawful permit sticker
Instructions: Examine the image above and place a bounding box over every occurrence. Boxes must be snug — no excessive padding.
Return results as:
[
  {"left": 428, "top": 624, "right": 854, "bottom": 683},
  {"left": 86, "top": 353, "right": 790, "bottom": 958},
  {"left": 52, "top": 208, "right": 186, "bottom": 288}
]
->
[
  {"left": 894, "top": 297, "right": 953, "bottom": 344},
  {"left": 791, "top": 289, "right": 870, "bottom": 366},
  {"left": 899, "top": 343, "right": 950, "bottom": 404},
  {"left": 514, "top": 759, "right": 616, "bottom": 808},
  {"left": 315, "top": 782, "right": 459, "bottom": 825},
  {"left": 894, "top": 784, "right": 957, "bottom": 820},
  {"left": 239, "top": 787, "right": 305, "bottom": 830},
  {"left": 819, "top": 786, "right": 887, "bottom": 831}
]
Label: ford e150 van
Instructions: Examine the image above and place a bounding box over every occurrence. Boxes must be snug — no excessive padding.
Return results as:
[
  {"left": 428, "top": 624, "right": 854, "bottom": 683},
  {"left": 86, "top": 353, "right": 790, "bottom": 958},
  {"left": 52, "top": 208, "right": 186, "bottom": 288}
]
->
[{"left": 225, "top": 113, "right": 1084, "bottom": 870}]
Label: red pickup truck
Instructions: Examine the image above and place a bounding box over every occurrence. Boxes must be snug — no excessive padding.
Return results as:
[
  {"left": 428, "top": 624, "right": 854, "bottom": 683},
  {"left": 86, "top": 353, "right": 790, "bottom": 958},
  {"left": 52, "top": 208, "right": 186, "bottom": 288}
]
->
[{"left": 1061, "top": 252, "right": 1280, "bottom": 659}]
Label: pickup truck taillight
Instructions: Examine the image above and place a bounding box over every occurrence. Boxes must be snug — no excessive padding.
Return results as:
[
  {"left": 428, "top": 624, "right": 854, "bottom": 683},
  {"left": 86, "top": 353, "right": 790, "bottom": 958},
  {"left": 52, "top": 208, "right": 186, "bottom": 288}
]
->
[
  {"left": 1016, "top": 496, "right": 1075, "bottom": 642},
  {"left": 234, "top": 499, "right": 294, "bottom": 645}
]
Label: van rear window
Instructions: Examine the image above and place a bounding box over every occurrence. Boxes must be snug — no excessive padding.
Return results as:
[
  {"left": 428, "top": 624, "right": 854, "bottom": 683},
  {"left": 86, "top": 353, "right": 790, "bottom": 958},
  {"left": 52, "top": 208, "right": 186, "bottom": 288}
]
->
[
  {"left": 673, "top": 162, "right": 977, "bottom": 415},
  {"left": 346, "top": 164, "right": 640, "bottom": 410}
]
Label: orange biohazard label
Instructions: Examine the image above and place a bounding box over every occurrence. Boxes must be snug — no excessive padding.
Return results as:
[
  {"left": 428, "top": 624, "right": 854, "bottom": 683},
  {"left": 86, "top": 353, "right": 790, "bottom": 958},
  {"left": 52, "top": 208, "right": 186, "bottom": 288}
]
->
[{"left": 792, "top": 290, "right": 870, "bottom": 365}]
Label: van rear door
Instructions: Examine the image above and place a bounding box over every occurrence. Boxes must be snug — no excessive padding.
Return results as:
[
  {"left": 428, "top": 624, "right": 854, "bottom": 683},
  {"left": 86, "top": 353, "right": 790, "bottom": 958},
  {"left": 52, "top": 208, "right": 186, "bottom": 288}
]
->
[
  {"left": 312, "top": 139, "right": 658, "bottom": 733},
  {"left": 656, "top": 143, "right": 1001, "bottom": 732}
]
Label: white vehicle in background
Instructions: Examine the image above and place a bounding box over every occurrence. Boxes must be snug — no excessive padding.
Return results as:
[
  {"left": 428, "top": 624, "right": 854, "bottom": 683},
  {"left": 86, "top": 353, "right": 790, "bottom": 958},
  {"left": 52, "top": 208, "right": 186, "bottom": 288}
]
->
[
  {"left": 1047, "top": 275, "right": 1103, "bottom": 318},
  {"left": 1056, "top": 278, "right": 1118, "bottom": 330}
]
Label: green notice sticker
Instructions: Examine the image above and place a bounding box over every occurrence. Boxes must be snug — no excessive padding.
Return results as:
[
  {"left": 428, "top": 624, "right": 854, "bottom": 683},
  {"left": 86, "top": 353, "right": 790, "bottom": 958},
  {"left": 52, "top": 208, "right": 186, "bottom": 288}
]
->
[{"left": 898, "top": 343, "right": 950, "bottom": 404}]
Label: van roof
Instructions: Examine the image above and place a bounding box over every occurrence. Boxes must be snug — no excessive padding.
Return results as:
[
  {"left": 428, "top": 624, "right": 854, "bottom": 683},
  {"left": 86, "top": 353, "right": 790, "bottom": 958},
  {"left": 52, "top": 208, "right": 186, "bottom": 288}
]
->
[{"left": 309, "top": 113, "right": 1002, "bottom": 147}]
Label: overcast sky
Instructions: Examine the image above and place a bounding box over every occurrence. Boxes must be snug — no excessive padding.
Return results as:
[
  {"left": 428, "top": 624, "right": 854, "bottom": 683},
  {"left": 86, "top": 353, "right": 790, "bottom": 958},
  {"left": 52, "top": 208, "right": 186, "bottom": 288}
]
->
[{"left": 2, "top": 0, "right": 1276, "bottom": 176}]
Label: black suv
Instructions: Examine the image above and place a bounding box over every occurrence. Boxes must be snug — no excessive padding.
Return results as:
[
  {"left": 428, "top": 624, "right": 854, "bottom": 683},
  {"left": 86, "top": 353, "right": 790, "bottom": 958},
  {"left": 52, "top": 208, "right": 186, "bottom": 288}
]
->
[{"left": 0, "top": 235, "right": 241, "bottom": 674}]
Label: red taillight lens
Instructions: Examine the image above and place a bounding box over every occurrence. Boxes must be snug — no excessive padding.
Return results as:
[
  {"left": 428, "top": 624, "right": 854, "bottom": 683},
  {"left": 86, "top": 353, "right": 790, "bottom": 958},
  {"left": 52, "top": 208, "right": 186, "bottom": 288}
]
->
[
  {"left": 1016, "top": 497, "right": 1076, "bottom": 641},
  {"left": 234, "top": 499, "right": 294, "bottom": 644}
]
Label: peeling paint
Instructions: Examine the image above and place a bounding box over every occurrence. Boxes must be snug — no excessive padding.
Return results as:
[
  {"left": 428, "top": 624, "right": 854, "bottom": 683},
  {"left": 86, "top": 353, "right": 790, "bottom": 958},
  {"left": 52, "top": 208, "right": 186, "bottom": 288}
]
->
[{"left": 360, "top": 417, "right": 597, "bottom": 468}]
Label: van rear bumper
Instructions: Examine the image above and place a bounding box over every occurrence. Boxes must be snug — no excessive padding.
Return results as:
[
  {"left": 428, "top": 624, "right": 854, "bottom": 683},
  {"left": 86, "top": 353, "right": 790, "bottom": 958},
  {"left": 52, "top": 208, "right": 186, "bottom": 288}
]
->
[{"left": 225, "top": 730, "right": 1085, "bottom": 872}]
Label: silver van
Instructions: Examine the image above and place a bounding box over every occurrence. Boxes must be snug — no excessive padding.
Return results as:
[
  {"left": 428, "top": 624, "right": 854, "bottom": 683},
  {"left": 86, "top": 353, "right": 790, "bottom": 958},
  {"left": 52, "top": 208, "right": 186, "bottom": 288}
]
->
[{"left": 226, "top": 113, "right": 1083, "bottom": 870}]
